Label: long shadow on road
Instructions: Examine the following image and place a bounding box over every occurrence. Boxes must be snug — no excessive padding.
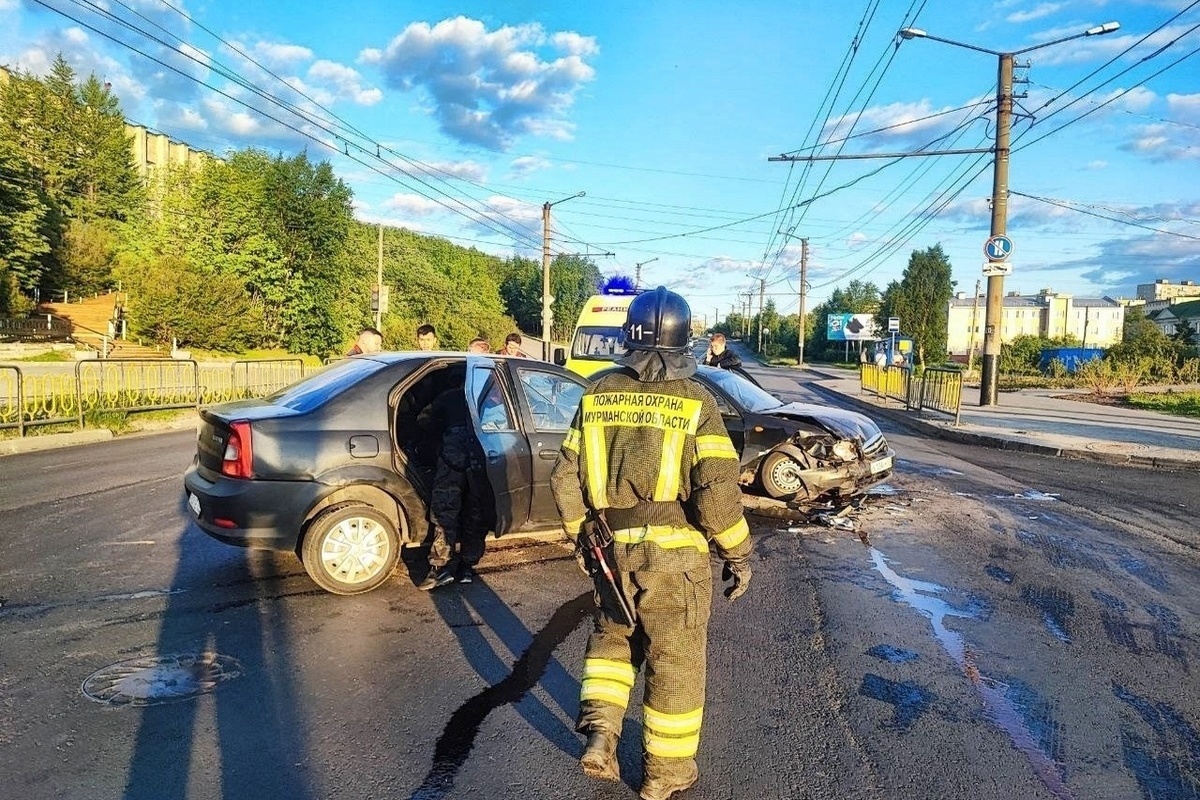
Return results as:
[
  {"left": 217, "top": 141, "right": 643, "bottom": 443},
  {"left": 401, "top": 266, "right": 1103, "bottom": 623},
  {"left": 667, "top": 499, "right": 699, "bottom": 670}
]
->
[{"left": 121, "top": 495, "right": 314, "bottom": 800}]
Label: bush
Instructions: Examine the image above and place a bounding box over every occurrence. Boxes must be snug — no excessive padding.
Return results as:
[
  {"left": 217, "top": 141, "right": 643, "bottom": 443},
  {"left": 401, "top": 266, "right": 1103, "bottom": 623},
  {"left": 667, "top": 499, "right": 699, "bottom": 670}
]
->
[{"left": 1075, "top": 357, "right": 1117, "bottom": 396}]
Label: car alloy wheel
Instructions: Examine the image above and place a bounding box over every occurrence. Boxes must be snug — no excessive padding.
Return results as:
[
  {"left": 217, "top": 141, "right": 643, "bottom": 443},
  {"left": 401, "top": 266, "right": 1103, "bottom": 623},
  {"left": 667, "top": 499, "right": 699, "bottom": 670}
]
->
[
  {"left": 301, "top": 505, "right": 400, "bottom": 595},
  {"left": 760, "top": 451, "right": 808, "bottom": 499}
]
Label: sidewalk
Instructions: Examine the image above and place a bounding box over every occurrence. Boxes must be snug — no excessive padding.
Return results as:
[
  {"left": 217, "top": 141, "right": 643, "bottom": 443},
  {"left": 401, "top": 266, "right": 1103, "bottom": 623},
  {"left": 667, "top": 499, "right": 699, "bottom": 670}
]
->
[{"left": 804, "top": 366, "right": 1200, "bottom": 471}]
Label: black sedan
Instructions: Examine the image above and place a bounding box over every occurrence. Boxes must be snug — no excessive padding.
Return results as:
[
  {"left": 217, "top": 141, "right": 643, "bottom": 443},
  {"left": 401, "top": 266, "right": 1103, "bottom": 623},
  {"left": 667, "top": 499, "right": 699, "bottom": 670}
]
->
[{"left": 184, "top": 353, "right": 586, "bottom": 595}]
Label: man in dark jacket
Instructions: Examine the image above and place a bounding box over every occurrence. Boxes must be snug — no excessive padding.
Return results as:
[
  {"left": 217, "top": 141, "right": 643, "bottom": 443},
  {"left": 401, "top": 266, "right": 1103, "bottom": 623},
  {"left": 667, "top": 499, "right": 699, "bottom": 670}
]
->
[
  {"left": 701, "top": 333, "right": 741, "bottom": 370},
  {"left": 552, "top": 287, "right": 753, "bottom": 800}
]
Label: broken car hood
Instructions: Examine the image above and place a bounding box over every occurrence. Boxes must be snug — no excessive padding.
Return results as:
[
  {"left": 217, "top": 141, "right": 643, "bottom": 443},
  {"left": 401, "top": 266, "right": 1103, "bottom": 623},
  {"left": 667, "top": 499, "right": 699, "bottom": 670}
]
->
[{"left": 761, "top": 402, "right": 882, "bottom": 442}]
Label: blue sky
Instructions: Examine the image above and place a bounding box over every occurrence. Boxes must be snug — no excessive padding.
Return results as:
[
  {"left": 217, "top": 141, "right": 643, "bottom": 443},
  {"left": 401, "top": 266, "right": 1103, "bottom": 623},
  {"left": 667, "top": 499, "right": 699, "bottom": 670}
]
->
[{"left": 3, "top": 0, "right": 1198, "bottom": 323}]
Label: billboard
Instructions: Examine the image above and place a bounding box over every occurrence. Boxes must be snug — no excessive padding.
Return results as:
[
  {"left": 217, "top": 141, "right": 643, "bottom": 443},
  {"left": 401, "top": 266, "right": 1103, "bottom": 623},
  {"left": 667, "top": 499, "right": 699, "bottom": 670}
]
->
[{"left": 826, "top": 313, "right": 876, "bottom": 341}]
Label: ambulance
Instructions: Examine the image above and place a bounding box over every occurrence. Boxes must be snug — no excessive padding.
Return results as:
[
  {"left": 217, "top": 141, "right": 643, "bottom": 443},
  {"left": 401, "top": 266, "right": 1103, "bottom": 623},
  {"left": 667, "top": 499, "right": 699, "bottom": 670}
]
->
[{"left": 561, "top": 290, "right": 640, "bottom": 378}]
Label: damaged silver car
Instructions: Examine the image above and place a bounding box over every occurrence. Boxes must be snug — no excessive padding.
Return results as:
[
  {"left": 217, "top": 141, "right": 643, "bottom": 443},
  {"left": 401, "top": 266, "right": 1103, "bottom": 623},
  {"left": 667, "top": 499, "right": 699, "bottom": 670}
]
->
[{"left": 690, "top": 366, "right": 895, "bottom": 502}]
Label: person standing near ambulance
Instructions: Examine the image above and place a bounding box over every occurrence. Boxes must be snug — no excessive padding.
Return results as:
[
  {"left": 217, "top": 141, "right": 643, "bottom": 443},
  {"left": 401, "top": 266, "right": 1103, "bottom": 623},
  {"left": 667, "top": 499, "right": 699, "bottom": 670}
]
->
[{"left": 551, "top": 286, "right": 753, "bottom": 800}]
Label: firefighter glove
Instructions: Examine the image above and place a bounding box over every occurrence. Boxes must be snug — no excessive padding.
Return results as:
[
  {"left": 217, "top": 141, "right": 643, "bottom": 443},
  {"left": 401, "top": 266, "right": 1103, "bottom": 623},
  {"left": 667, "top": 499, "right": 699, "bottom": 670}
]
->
[
  {"left": 574, "top": 532, "right": 594, "bottom": 576},
  {"left": 722, "top": 560, "right": 751, "bottom": 602}
]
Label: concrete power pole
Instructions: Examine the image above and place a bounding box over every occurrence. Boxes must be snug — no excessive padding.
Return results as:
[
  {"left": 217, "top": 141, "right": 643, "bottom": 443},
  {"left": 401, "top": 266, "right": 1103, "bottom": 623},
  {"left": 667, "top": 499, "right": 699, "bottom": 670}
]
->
[
  {"left": 375, "top": 223, "right": 383, "bottom": 331},
  {"left": 979, "top": 53, "right": 1014, "bottom": 406},
  {"left": 797, "top": 238, "right": 809, "bottom": 365},
  {"left": 966, "top": 278, "right": 982, "bottom": 371},
  {"left": 756, "top": 278, "right": 766, "bottom": 353},
  {"left": 541, "top": 192, "right": 585, "bottom": 361}
]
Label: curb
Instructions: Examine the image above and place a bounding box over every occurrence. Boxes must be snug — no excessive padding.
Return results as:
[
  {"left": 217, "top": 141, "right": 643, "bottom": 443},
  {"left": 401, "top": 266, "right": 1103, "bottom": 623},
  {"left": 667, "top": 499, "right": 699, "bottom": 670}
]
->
[
  {"left": 806, "top": 381, "right": 1200, "bottom": 473},
  {"left": 0, "top": 429, "right": 113, "bottom": 456}
]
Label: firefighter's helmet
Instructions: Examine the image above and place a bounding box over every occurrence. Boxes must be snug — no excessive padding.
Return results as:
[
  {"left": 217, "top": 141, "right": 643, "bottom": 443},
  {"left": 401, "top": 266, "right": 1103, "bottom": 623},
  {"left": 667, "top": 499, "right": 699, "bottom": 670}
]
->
[{"left": 622, "top": 286, "right": 691, "bottom": 353}]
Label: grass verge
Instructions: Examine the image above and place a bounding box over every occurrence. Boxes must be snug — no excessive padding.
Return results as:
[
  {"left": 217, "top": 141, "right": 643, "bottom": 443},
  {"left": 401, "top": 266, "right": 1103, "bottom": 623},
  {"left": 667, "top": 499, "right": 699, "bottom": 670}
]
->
[{"left": 1126, "top": 390, "right": 1200, "bottom": 418}]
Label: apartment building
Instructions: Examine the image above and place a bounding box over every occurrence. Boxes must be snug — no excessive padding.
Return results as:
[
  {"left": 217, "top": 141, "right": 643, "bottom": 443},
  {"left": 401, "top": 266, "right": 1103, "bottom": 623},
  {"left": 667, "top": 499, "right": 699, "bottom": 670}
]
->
[{"left": 947, "top": 289, "right": 1124, "bottom": 356}]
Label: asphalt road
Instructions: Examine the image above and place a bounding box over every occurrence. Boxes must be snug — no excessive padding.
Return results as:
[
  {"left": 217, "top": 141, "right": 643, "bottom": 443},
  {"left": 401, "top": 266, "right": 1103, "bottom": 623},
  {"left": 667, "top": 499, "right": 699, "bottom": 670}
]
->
[{"left": 1, "top": 367, "right": 1198, "bottom": 800}]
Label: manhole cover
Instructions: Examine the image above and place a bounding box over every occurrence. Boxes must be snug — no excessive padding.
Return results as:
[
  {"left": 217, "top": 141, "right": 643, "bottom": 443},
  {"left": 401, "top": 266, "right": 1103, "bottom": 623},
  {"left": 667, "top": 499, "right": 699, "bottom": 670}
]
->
[
  {"left": 82, "top": 653, "right": 242, "bottom": 706},
  {"left": 1084, "top": 442, "right": 1150, "bottom": 453}
]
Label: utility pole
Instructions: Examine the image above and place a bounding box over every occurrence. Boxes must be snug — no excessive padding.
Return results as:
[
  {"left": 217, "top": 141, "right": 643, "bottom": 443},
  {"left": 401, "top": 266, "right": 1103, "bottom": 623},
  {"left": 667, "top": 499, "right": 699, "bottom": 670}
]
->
[
  {"left": 895, "top": 20, "right": 1119, "bottom": 405},
  {"left": 634, "top": 257, "right": 658, "bottom": 290},
  {"left": 541, "top": 192, "right": 585, "bottom": 360},
  {"left": 798, "top": 238, "right": 809, "bottom": 365},
  {"left": 756, "top": 278, "right": 766, "bottom": 353},
  {"left": 966, "top": 278, "right": 981, "bottom": 371},
  {"left": 375, "top": 223, "right": 384, "bottom": 331}
]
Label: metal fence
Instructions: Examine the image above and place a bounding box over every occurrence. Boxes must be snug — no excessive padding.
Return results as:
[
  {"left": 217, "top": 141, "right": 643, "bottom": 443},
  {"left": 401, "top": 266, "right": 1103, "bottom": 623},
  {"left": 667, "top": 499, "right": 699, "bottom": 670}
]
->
[
  {"left": 0, "top": 358, "right": 309, "bottom": 436},
  {"left": 860, "top": 364, "right": 962, "bottom": 426},
  {"left": 911, "top": 366, "right": 963, "bottom": 425},
  {"left": 0, "top": 315, "right": 73, "bottom": 342}
]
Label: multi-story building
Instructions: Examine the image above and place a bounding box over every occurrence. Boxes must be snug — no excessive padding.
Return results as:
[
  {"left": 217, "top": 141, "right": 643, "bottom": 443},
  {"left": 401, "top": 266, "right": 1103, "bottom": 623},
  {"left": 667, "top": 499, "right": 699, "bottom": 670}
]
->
[
  {"left": 1137, "top": 279, "right": 1200, "bottom": 302},
  {"left": 947, "top": 288, "right": 1124, "bottom": 357}
]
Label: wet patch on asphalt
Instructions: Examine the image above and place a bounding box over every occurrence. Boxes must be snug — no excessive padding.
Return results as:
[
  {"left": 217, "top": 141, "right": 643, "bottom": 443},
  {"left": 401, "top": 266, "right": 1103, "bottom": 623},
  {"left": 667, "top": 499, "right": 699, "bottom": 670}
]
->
[
  {"left": 985, "top": 565, "right": 1015, "bottom": 584},
  {"left": 859, "top": 673, "right": 935, "bottom": 730},
  {"left": 407, "top": 592, "right": 592, "bottom": 800},
  {"left": 871, "top": 548, "right": 1075, "bottom": 800},
  {"left": 1092, "top": 592, "right": 1189, "bottom": 669},
  {"left": 1117, "top": 555, "right": 1171, "bottom": 592},
  {"left": 1020, "top": 586, "right": 1075, "bottom": 644},
  {"left": 867, "top": 644, "right": 920, "bottom": 664},
  {"left": 1113, "top": 684, "right": 1200, "bottom": 799}
]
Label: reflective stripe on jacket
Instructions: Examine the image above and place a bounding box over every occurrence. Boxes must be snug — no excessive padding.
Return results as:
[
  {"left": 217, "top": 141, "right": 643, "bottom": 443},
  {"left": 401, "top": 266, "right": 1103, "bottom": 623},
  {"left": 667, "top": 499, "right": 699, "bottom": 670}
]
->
[{"left": 551, "top": 369, "right": 752, "bottom": 571}]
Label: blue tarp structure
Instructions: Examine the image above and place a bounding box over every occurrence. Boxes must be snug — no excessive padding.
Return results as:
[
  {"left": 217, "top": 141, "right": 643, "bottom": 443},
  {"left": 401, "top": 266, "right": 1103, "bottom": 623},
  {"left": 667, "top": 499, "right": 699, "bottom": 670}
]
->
[{"left": 1039, "top": 347, "right": 1104, "bottom": 374}]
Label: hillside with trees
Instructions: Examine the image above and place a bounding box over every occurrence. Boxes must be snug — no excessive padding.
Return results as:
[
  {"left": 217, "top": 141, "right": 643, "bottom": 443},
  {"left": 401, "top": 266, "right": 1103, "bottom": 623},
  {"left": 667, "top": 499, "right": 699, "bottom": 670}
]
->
[{"left": 1, "top": 58, "right": 604, "bottom": 356}]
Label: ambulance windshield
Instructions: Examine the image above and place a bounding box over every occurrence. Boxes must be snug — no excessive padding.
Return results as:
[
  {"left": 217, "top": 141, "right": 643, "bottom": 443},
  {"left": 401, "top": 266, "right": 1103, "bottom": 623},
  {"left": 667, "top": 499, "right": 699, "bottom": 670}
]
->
[{"left": 572, "top": 326, "right": 627, "bottom": 361}]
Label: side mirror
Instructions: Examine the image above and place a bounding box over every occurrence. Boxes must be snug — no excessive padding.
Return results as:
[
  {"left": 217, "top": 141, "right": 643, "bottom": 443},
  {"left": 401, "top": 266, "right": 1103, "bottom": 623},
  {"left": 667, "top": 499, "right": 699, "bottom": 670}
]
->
[{"left": 553, "top": 347, "right": 567, "bottom": 366}]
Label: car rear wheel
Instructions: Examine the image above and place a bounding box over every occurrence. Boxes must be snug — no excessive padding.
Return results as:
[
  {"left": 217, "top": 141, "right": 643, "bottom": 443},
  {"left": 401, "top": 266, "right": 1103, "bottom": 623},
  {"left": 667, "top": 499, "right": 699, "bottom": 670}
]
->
[
  {"left": 760, "top": 451, "right": 808, "bottom": 499},
  {"left": 301, "top": 505, "right": 400, "bottom": 595}
]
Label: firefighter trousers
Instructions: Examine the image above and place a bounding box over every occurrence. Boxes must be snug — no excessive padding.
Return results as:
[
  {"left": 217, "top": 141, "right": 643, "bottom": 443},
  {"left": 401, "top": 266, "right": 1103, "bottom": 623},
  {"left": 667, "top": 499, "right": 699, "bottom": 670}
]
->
[{"left": 577, "top": 567, "right": 712, "bottom": 781}]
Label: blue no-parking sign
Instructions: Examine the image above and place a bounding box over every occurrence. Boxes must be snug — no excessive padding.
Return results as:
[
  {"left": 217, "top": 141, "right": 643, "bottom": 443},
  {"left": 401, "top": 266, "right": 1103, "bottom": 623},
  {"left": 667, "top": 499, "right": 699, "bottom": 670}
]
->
[{"left": 984, "top": 234, "right": 1014, "bottom": 261}]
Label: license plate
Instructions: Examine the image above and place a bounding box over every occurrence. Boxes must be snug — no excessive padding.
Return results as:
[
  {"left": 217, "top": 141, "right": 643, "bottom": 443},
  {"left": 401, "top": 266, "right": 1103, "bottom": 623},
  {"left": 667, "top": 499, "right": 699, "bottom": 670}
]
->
[
  {"left": 187, "top": 492, "right": 201, "bottom": 517},
  {"left": 870, "top": 455, "right": 893, "bottom": 475}
]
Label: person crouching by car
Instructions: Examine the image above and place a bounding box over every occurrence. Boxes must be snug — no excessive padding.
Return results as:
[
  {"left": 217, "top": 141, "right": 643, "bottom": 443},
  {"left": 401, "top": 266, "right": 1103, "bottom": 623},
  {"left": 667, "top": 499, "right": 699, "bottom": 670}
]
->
[
  {"left": 702, "top": 333, "right": 741, "bottom": 370},
  {"left": 468, "top": 337, "right": 491, "bottom": 354}
]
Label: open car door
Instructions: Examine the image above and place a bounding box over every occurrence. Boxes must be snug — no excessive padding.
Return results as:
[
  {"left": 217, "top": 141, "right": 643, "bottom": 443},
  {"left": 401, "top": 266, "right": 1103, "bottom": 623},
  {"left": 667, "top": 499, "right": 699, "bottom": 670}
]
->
[{"left": 464, "top": 357, "right": 533, "bottom": 534}]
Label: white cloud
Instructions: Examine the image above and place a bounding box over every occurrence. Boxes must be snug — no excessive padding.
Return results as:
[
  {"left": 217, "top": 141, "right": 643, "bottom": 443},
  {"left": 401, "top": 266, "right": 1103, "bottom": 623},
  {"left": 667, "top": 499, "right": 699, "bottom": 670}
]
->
[
  {"left": 252, "top": 40, "right": 313, "bottom": 67},
  {"left": 420, "top": 159, "right": 487, "bottom": 181},
  {"left": 307, "top": 59, "right": 382, "bottom": 106},
  {"left": 1006, "top": 3, "right": 1063, "bottom": 23},
  {"left": 1122, "top": 122, "right": 1200, "bottom": 162},
  {"left": 383, "top": 193, "right": 444, "bottom": 216},
  {"left": 1086, "top": 160, "right": 1108, "bottom": 170},
  {"left": 846, "top": 232, "right": 869, "bottom": 249},
  {"left": 361, "top": 15, "right": 599, "bottom": 150},
  {"left": 822, "top": 98, "right": 989, "bottom": 152},
  {"left": 1094, "top": 86, "right": 1156, "bottom": 114},
  {"left": 509, "top": 155, "right": 551, "bottom": 177},
  {"left": 1166, "top": 93, "right": 1200, "bottom": 124}
]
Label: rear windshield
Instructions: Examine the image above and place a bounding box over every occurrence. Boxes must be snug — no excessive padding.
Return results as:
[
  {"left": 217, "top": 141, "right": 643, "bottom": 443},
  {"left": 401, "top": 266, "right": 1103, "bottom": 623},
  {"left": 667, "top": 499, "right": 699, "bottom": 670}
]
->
[
  {"left": 572, "top": 325, "right": 627, "bottom": 361},
  {"left": 266, "top": 357, "right": 389, "bottom": 412}
]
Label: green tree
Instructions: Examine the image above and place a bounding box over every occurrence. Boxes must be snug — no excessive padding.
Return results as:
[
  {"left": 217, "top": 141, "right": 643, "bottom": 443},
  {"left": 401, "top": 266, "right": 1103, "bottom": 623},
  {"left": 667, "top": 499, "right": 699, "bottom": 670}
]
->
[
  {"left": 876, "top": 245, "right": 953, "bottom": 366},
  {"left": 0, "top": 137, "right": 53, "bottom": 299}
]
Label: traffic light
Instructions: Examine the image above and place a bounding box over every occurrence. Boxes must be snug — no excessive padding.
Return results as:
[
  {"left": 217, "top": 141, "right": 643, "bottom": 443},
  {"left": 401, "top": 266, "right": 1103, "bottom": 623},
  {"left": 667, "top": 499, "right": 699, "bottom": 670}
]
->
[{"left": 370, "top": 285, "right": 380, "bottom": 312}]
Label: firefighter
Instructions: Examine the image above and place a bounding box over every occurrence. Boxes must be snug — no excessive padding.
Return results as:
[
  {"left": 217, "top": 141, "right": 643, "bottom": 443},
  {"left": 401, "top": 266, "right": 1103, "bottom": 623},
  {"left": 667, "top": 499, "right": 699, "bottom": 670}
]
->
[{"left": 551, "top": 286, "right": 753, "bottom": 800}]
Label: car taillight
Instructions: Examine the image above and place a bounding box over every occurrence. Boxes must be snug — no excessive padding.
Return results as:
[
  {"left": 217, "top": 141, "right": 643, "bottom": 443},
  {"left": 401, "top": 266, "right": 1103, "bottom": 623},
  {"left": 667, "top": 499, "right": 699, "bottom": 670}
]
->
[{"left": 221, "top": 420, "right": 253, "bottom": 479}]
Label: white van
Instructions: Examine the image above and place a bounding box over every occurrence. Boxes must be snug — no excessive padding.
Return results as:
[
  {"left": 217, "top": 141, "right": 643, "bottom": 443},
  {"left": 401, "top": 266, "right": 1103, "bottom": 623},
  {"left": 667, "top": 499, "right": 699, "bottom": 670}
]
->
[{"left": 562, "top": 291, "right": 639, "bottom": 378}]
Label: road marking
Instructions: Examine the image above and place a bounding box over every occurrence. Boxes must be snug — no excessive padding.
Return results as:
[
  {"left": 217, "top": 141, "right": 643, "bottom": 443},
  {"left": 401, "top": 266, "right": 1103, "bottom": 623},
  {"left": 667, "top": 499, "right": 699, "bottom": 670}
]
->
[{"left": 100, "top": 540, "right": 157, "bottom": 545}]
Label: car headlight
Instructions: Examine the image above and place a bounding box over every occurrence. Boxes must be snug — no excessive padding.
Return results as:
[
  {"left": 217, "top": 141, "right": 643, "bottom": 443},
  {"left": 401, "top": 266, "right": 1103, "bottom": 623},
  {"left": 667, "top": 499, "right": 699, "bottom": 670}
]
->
[{"left": 832, "top": 440, "right": 858, "bottom": 462}]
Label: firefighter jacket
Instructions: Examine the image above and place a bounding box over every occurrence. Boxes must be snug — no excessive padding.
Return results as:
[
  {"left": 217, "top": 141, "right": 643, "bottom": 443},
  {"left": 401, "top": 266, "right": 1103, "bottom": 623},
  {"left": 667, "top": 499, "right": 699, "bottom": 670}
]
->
[{"left": 551, "top": 367, "right": 752, "bottom": 573}]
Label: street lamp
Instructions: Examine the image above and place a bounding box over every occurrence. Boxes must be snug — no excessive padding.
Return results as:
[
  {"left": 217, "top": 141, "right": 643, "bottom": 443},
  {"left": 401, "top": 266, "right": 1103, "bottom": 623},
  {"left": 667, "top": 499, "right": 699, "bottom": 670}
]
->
[
  {"left": 541, "top": 191, "right": 585, "bottom": 360},
  {"left": 634, "top": 257, "right": 659, "bottom": 289},
  {"left": 898, "top": 21, "right": 1119, "bottom": 406}
]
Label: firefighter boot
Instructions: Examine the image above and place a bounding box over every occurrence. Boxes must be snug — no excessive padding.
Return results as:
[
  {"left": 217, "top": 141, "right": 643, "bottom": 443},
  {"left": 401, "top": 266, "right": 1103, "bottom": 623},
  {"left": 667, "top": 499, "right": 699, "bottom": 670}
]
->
[
  {"left": 580, "top": 730, "right": 620, "bottom": 781},
  {"left": 639, "top": 762, "right": 699, "bottom": 800}
]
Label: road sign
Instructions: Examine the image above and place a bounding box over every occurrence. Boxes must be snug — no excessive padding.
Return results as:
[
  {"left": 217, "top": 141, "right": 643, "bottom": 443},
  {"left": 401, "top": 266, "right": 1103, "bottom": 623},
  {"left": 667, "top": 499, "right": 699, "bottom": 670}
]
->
[
  {"left": 887, "top": 317, "right": 900, "bottom": 332},
  {"left": 983, "top": 261, "right": 1013, "bottom": 276},
  {"left": 984, "top": 234, "right": 1014, "bottom": 261}
]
